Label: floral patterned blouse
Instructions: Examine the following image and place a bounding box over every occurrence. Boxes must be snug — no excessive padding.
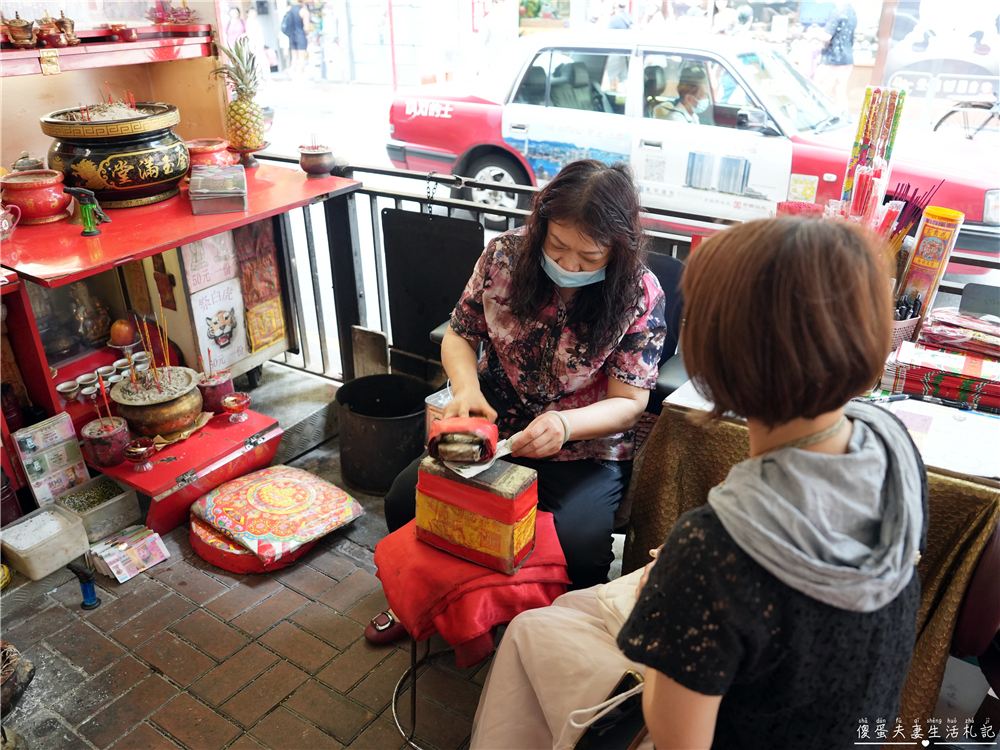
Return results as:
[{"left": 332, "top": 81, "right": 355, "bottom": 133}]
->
[{"left": 449, "top": 229, "right": 667, "bottom": 462}]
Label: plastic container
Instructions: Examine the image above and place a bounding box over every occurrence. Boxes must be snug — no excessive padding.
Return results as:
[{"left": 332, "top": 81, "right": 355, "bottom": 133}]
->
[
  {"left": 425, "top": 386, "right": 453, "bottom": 442},
  {"left": 0, "top": 505, "right": 88, "bottom": 580},
  {"left": 57, "top": 476, "right": 141, "bottom": 543}
]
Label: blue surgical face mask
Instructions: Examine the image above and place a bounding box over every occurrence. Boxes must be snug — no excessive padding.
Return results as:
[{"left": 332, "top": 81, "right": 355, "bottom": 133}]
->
[
  {"left": 694, "top": 95, "right": 710, "bottom": 114},
  {"left": 540, "top": 249, "right": 606, "bottom": 288}
]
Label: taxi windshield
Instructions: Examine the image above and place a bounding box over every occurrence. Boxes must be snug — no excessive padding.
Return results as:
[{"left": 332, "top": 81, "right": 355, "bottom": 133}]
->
[{"left": 735, "top": 49, "right": 840, "bottom": 133}]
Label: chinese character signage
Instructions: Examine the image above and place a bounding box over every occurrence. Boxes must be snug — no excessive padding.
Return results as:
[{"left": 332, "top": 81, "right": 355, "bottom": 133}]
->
[
  {"left": 181, "top": 231, "right": 238, "bottom": 294},
  {"left": 192, "top": 278, "right": 248, "bottom": 372}
]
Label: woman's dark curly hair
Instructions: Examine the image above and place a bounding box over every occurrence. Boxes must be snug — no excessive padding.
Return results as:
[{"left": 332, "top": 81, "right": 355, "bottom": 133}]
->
[{"left": 509, "top": 160, "right": 648, "bottom": 354}]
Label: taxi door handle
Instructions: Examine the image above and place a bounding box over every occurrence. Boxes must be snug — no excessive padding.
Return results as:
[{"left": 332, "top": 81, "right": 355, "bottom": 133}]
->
[
  {"left": 640, "top": 139, "right": 662, "bottom": 149},
  {"left": 510, "top": 123, "right": 528, "bottom": 132}
]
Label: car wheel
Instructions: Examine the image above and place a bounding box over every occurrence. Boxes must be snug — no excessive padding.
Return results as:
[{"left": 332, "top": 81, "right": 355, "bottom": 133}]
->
[{"left": 464, "top": 154, "right": 531, "bottom": 231}]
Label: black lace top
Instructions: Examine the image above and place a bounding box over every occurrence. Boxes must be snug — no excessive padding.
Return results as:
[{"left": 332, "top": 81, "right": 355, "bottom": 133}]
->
[{"left": 617, "top": 506, "right": 920, "bottom": 750}]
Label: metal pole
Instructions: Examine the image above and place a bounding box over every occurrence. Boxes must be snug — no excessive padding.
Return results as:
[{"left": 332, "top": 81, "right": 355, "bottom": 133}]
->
[{"left": 388, "top": 0, "right": 398, "bottom": 91}]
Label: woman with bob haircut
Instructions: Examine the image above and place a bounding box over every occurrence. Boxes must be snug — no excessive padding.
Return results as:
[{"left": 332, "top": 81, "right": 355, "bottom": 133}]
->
[
  {"left": 372, "top": 160, "right": 667, "bottom": 640},
  {"left": 470, "top": 217, "right": 927, "bottom": 750}
]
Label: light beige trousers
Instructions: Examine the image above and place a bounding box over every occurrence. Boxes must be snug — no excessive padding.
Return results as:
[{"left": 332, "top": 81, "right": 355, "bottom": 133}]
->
[{"left": 470, "top": 586, "right": 654, "bottom": 750}]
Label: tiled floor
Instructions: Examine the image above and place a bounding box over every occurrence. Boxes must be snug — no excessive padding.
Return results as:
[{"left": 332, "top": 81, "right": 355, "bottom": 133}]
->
[{"left": 1, "top": 438, "right": 487, "bottom": 750}]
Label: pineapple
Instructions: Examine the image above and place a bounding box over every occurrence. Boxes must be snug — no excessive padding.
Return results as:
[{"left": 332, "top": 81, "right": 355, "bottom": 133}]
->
[{"left": 211, "top": 37, "right": 264, "bottom": 150}]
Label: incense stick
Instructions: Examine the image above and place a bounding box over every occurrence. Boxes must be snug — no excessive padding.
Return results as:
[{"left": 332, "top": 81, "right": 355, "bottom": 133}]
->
[{"left": 98, "top": 377, "right": 113, "bottom": 430}]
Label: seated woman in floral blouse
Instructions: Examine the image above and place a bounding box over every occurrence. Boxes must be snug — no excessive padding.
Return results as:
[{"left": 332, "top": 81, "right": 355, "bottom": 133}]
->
[{"left": 381, "top": 159, "right": 667, "bottom": 597}]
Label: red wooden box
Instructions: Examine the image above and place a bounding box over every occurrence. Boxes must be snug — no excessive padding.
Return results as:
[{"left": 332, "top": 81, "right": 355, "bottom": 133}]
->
[{"left": 94, "top": 409, "right": 282, "bottom": 534}]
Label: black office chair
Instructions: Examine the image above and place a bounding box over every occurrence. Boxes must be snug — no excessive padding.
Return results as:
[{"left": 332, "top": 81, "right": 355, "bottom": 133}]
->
[{"left": 646, "top": 252, "right": 687, "bottom": 413}]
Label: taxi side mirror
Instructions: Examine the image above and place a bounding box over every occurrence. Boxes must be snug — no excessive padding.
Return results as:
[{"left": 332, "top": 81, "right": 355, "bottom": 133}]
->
[{"left": 736, "top": 108, "right": 779, "bottom": 135}]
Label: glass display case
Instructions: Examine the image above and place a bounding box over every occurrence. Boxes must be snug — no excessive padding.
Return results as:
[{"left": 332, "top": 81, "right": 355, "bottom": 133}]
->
[{"left": 24, "top": 271, "right": 127, "bottom": 372}]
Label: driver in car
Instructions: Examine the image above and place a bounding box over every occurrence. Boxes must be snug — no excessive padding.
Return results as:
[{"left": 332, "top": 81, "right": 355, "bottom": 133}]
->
[{"left": 654, "top": 68, "right": 710, "bottom": 124}]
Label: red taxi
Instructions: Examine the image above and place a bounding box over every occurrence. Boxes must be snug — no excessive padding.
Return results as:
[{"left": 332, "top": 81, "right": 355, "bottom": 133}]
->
[{"left": 387, "top": 32, "right": 1000, "bottom": 245}]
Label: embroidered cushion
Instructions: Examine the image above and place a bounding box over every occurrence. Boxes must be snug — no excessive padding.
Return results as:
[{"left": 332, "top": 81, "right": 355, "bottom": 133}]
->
[{"left": 190, "top": 465, "right": 362, "bottom": 565}]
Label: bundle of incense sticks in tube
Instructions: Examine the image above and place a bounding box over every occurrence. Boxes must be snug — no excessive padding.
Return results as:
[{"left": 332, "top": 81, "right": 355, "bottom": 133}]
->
[{"left": 839, "top": 86, "right": 906, "bottom": 229}]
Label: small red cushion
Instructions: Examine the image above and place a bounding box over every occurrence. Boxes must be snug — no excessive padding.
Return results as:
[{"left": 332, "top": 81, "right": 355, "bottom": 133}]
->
[{"left": 189, "top": 516, "right": 317, "bottom": 574}]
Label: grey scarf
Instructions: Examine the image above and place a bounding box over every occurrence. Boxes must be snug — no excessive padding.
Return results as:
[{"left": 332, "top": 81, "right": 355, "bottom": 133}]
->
[{"left": 708, "top": 402, "right": 925, "bottom": 613}]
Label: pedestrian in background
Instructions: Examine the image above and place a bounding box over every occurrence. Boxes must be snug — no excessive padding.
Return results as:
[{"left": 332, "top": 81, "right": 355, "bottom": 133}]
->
[
  {"left": 811, "top": 0, "right": 857, "bottom": 111},
  {"left": 640, "top": 2, "right": 667, "bottom": 28},
  {"left": 281, "top": 0, "right": 310, "bottom": 80},
  {"left": 224, "top": 6, "right": 245, "bottom": 50},
  {"left": 244, "top": 7, "right": 270, "bottom": 82},
  {"left": 608, "top": 1, "right": 633, "bottom": 29}
]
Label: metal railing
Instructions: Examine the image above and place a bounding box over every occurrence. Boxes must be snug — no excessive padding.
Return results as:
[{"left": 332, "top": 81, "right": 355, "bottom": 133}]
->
[{"left": 260, "top": 159, "right": 999, "bottom": 384}]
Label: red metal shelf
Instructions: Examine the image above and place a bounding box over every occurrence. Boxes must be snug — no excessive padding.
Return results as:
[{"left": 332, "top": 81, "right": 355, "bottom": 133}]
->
[
  {"left": 1, "top": 165, "right": 361, "bottom": 288},
  {"left": 0, "top": 30, "right": 213, "bottom": 77}
]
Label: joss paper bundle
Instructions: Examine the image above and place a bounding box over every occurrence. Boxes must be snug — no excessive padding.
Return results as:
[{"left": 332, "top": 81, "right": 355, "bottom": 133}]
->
[
  {"left": 427, "top": 418, "right": 498, "bottom": 465},
  {"left": 882, "top": 341, "right": 1000, "bottom": 410},
  {"left": 917, "top": 308, "right": 1000, "bottom": 360}
]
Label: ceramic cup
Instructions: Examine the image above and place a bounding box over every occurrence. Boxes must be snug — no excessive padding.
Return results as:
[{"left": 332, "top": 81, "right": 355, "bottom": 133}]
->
[
  {"left": 132, "top": 351, "right": 150, "bottom": 365},
  {"left": 56, "top": 381, "right": 80, "bottom": 401},
  {"left": 80, "top": 385, "right": 99, "bottom": 401},
  {"left": 96, "top": 365, "right": 116, "bottom": 381},
  {"left": 76, "top": 373, "right": 99, "bottom": 388},
  {"left": 113, "top": 358, "right": 131, "bottom": 374},
  {"left": 107, "top": 375, "right": 123, "bottom": 386}
]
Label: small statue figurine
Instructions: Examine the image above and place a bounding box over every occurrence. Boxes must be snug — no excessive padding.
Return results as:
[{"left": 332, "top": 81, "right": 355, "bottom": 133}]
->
[{"left": 69, "top": 281, "right": 112, "bottom": 345}]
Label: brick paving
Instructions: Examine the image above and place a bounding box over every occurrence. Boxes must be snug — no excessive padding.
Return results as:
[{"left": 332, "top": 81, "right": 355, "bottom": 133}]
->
[{"left": 1, "top": 523, "right": 486, "bottom": 750}]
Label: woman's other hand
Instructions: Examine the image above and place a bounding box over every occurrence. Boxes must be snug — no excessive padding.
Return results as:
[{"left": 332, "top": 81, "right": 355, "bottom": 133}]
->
[
  {"left": 511, "top": 411, "right": 566, "bottom": 458},
  {"left": 443, "top": 390, "right": 497, "bottom": 423}
]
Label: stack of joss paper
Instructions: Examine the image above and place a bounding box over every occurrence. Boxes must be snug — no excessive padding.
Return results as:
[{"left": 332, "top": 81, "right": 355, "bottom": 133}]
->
[
  {"left": 917, "top": 308, "right": 1000, "bottom": 360},
  {"left": 882, "top": 341, "right": 1000, "bottom": 410}
]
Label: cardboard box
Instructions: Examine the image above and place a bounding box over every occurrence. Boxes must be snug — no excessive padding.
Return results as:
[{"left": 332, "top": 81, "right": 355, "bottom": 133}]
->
[{"left": 416, "top": 456, "right": 537, "bottom": 575}]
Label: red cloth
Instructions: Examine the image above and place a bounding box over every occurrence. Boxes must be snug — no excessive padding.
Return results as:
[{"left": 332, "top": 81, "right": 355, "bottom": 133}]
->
[{"left": 375, "top": 511, "right": 570, "bottom": 667}]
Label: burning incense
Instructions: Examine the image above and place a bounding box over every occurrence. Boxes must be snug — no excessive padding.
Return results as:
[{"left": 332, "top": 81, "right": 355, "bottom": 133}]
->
[
  {"left": 136, "top": 320, "right": 151, "bottom": 375},
  {"left": 106, "top": 81, "right": 113, "bottom": 105},
  {"left": 156, "top": 293, "right": 170, "bottom": 380},
  {"left": 98, "top": 377, "right": 113, "bottom": 426},
  {"left": 125, "top": 349, "right": 139, "bottom": 391},
  {"left": 141, "top": 318, "right": 160, "bottom": 382},
  {"left": 208, "top": 349, "right": 213, "bottom": 378},
  {"left": 164, "top": 313, "right": 170, "bottom": 383}
]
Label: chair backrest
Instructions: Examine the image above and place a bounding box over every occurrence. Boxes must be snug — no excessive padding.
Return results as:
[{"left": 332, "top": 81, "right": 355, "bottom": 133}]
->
[
  {"left": 550, "top": 63, "right": 595, "bottom": 111},
  {"left": 381, "top": 209, "right": 484, "bottom": 362},
  {"left": 517, "top": 65, "right": 548, "bottom": 105},
  {"left": 644, "top": 65, "right": 666, "bottom": 117},
  {"left": 645, "top": 252, "right": 685, "bottom": 367}
]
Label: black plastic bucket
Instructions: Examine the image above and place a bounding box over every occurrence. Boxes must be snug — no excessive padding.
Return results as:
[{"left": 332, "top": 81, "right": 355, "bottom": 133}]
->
[{"left": 335, "top": 374, "right": 436, "bottom": 494}]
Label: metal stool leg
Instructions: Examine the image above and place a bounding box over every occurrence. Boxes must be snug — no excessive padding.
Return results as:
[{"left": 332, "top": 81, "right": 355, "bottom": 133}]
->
[{"left": 391, "top": 636, "right": 454, "bottom": 749}]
